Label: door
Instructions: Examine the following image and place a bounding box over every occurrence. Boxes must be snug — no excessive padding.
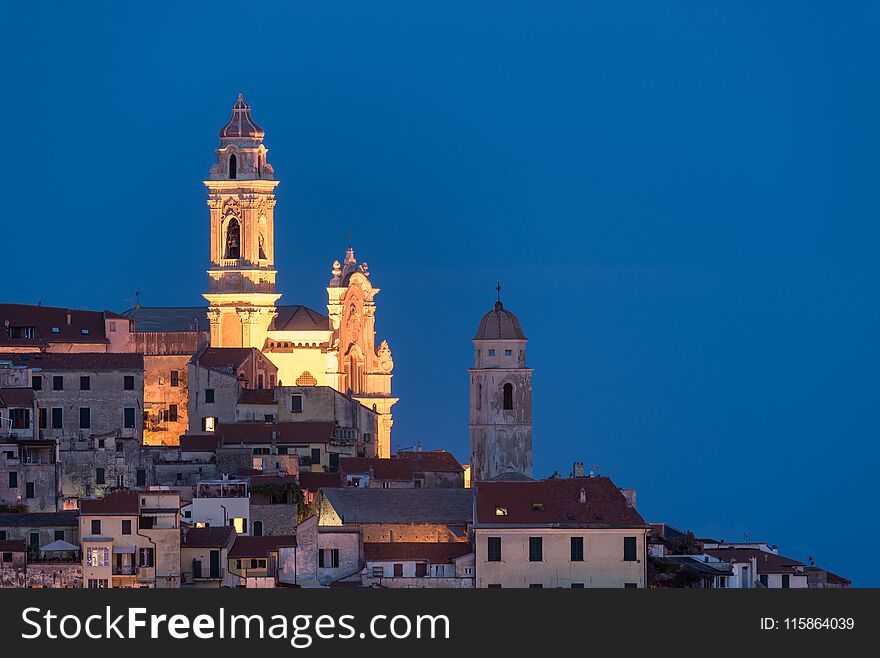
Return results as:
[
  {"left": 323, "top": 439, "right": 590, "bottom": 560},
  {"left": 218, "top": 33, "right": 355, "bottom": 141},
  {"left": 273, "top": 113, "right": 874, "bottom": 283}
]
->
[
  {"left": 209, "top": 550, "right": 221, "bottom": 579},
  {"left": 193, "top": 559, "right": 202, "bottom": 579}
]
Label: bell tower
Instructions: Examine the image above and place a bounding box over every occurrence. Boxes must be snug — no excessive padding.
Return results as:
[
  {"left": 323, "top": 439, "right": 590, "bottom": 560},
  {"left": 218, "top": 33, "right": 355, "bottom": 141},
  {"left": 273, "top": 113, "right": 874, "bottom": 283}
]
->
[
  {"left": 469, "top": 286, "right": 533, "bottom": 481},
  {"left": 203, "top": 94, "right": 281, "bottom": 348}
]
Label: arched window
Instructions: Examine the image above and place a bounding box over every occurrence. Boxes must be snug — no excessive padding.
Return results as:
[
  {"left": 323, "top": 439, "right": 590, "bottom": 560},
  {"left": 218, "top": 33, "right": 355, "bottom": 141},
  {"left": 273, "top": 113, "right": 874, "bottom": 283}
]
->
[
  {"left": 257, "top": 154, "right": 262, "bottom": 178},
  {"left": 225, "top": 218, "right": 240, "bottom": 259},
  {"left": 229, "top": 153, "right": 237, "bottom": 179},
  {"left": 252, "top": 521, "right": 263, "bottom": 537},
  {"left": 476, "top": 382, "right": 482, "bottom": 410},
  {"left": 502, "top": 383, "right": 513, "bottom": 410}
]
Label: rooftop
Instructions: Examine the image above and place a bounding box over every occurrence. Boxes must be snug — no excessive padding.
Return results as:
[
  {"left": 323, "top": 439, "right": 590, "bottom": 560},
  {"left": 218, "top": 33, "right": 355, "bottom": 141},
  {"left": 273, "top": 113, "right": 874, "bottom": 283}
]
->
[
  {"left": 474, "top": 300, "right": 526, "bottom": 341},
  {"left": 0, "top": 352, "right": 143, "bottom": 371},
  {"left": 704, "top": 547, "right": 805, "bottom": 575},
  {"left": 219, "top": 93, "right": 265, "bottom": 140},
  {"left": 0, "top": 303, "right": 111, "bottom": 347},
  {"left": 341, "top": 451, "right": 464, "bottom": 480},
  {"left": 228, "top": 534, "right": 297, "bottom": 558},
  {"left": 217, "top": 421, "right": 337, "bottom": 446},
  {"left": 182, "top": 526, "right": 236, "bottom": 549},
  {"left": 474, "top": 477, "right": 647, "bottom": 527},
  {"left": 79, "top": 490, "right": 140, "bottom": 515},
  {"left": 0, "top": 511, "right": 79, "bottom": 528},
  {"left": 321, "top": 488, "right": 474, "bottom": 525},
  {"left": 363, "top": 542, "right": 472, "bottom": 564}
]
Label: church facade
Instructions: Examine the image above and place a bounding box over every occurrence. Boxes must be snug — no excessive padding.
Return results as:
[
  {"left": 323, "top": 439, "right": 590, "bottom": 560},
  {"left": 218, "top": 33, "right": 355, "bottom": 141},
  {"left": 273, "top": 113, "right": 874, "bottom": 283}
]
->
[{"left": 128, "top": 95, "right": 397, "bottom": 455}]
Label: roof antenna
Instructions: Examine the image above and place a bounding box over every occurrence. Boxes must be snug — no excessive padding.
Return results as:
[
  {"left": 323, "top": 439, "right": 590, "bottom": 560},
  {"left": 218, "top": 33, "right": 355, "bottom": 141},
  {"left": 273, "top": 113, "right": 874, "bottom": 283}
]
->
[{"left": 135, "top": 288, "right": 141, "bottom": 309}]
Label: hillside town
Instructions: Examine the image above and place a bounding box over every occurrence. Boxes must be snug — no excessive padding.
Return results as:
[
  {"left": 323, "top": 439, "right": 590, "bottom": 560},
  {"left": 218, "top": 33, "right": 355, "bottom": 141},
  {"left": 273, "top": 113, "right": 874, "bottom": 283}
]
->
[{"left": 0, "top": 96, "right": 849, "bottom": 590}]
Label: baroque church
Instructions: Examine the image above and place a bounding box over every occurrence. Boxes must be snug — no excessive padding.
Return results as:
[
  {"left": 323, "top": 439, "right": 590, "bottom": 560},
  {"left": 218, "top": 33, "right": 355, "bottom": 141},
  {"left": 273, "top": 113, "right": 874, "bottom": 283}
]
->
[{"left": 126, "top": 95, "right": 397, "bottom": 455}]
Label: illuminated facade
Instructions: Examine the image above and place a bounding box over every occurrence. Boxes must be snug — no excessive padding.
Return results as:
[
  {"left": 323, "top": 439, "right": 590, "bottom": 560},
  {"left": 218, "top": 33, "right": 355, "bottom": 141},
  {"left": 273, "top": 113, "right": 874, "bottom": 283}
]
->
[{"left": 203, "top": 95, "right": 397, "bottom": 456}]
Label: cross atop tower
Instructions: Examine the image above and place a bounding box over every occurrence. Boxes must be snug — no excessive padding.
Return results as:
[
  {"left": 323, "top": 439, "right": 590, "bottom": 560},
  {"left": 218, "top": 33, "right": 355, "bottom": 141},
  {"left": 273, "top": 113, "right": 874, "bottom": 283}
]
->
[{"left": 496, "top": 281, "right": 502, "bottom": 302}]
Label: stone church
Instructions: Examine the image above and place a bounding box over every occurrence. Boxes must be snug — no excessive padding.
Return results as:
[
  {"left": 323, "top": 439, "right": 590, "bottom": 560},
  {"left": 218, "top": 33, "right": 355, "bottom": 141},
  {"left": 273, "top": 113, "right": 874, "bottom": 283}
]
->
[{"left": 125, "top": 95, "right": 397, "bottom": 455}]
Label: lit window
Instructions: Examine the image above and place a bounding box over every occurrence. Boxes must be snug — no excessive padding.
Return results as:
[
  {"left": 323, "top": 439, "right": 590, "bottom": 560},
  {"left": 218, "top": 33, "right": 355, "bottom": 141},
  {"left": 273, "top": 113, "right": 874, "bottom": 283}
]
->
[
  {"left": 86, "top": 546, "right": 109, "bottom": 567},
  {"left": 495, "top": 507, "right": 508, "bottom": 516},
  {"left": 81, "top": 329, "right": 90, "bottom": 335},
  {"left": 231, "top": 517, "right": 247, "bottom": 534}
]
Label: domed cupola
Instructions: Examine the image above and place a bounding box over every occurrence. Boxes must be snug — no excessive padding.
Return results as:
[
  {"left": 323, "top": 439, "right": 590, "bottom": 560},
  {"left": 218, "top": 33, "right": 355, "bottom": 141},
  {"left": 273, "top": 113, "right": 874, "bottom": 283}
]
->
[
  {"left": 219, "top": 93, "right": 265, "bottom": 140},
  {"left": 474, "top": 300, "right": 527, "bottom": 341}
]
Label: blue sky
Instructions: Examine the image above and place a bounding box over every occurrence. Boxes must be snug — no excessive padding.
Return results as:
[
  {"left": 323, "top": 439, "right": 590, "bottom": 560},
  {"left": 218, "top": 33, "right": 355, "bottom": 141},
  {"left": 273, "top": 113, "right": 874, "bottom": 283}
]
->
[{"left": 3, "top": 1, "right": 877, "bottom": 585}]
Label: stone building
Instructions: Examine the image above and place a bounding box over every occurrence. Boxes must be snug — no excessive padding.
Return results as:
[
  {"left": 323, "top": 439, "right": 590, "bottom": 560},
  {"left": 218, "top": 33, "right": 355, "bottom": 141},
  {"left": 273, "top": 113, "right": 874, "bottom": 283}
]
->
[
  {"left": 0, "top": 438, "right": 61, "bottom": 512},
  {"left": 340, "top": 450, "right": 465, "bottom": 489},
  {"left": 125, "top": 95, "right": 398, "bottom": 454},
  {"left": 469, "top": 294, "right": 533, "bottom": 481},
  {"left": 0, "top": 304, "right": 133, "bottom": 354},
  {"left": 180, "top": 525, "right": 236, "bottom": 588}
]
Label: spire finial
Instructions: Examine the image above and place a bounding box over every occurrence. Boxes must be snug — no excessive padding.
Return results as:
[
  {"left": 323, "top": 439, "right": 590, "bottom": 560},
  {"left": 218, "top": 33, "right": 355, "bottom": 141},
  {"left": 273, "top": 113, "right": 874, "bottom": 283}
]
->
[
  {"left": 496, "top": 281, "right": 502, "bottom": 302},
  {"left": 238, "top": 92, "right": 244, "bottom": 103}
]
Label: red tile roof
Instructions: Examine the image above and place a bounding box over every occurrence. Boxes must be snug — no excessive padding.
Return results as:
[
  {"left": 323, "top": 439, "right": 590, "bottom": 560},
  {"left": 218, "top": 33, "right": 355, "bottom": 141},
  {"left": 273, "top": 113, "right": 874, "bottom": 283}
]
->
[
  {"left": 0, "top": 304, "right": 110, "bottom": 347},
  {"left": 79, "top": 490, "right": 139, "bottom": 515},
  {"left": 179, "top": 434, "right": 220, "bottom": 452},
  {"left": 238, "top": 388, "right": 276, "bottom": 405},
  {"left": 249, "top": 474, "right": 300, "bottom": 487},
  {"left": 475, "top": 477, "right": 647, "bottom": 527},
  {"left": 363, "top": 542, "right": 472, "bottom": 563},
  {"left": 298, "top": 470, "right": 345, "bottom": 491},
  {"left": 196, "top": 348, "right": 256, "bottom": 370},
  {"left": 704, "top": 548, "right": 805, "bottom": 575},
  {"left": 182, "top": 526, "right": 236, "bottom": 549},
  {"left": 0, "top": 352, "right": 143, "bottom": 371},
  {"left": 0, "top": 388, "right": 35, "bottom": 408},
  {"left": 217, "top": 421, "right": 336, "bottom": 446},
  {"left": 228, "top": 534, "right": 297, "bottom": 558},
  {"left": 341, "top": 451, "right": 464, "bottom": 481}
]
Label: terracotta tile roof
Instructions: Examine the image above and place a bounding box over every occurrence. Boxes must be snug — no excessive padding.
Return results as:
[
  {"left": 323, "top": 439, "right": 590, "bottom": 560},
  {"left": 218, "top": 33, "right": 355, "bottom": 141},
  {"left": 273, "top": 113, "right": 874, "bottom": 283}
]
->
[
  {"left": 179, "top": 434, "right": 220, "bottom": 452},
  {"left": 79, "top": 490, "right": 139, "bottom": 515},
  {"left": 228, "top": 534, "right": 297, "bottom": 558},
  {"left": 0, "top": 304, "right": 110, "bottom": 346},
  {"left": 269, "top": 305, "right": 329, "bottom": 332},
  {"left": 475, "top": 477, "right": 647, "bottom": 527},
  {"left": 298, "top": 470, "right": 345, "bottom": 492},
  {"left": 363, "top": 542, "right": 472, "bottom": 564},
  {"left": 0, "top": 511, "right": 79, "bottom": 527},
  {"left": 238, "top": 388, "right": 276, "bottom": 405},
  {"left": 182, "top": 526, "right": 236, "bottom": 549},
  {"left": 0, "top": 352, "right": 143, "bottom": 371},
  {"left": 217, "top": 421, "right": 336, "bottom": 446},
  {"left": 0, "top": 388, "right": 35, "bottom": 408},
  {"left": 249, "top": 474, "right": 299, "bottom": 487},
  {"left": 341, "top": 451, "right": 464, "bottom": 481},
  {"left": 704, "top": 548, "right": 805, "bottom": 575},
  {"left": 196, "top": 348, "right": 256, "bottom": 370},
  {"left": 0, "top": 539, "right": 27, "bottom": 552}
]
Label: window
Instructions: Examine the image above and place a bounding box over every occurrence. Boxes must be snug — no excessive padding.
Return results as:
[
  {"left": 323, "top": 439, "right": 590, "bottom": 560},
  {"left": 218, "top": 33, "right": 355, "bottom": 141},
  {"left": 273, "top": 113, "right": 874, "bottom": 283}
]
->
[
  {"left": 136, "top": 469, "right": 146, "bottom": 487},
  {"left": 393, "top": 563, "right": 404, "bottom": 577},
  {"left": 10, "top": 408, "right": 29, "bottom": 429},
  {"left": 623, "top": 537, "right": 637, "bottom": 562},
  {"left": 225, "top": 218, "right": 241, "bottom": 258},
  {"left": 39, "top": 408, "right": 47, "bottom": 429},
  {"left": 495, "top": 507, "right": 508, "bottom": 516},
  {"left": 503, "top": 383, "right": 513, "bottom": 410},
  {"left": 202, "top": 417, "right": 217, "bottom": 432},
  {"left": 124, "top": 375, "right": 134, "bottom": 391},
  {"left": 571, "top": 583, "right": 585, "bottom": 588},
  {"left": 531, "top": 503, "right": 544, "bottom": 512},
  {"left": 252, "top": 521, "right": 263, "bottom": 537},
  {"left": 257, "top": 373, "right": 264, "bottom": 389},
  {"left": 80, "top": 376, "right": 90, "bottom": 390},
  {"left": 8, "top": 472, "right": 17, "bottom": 488},
  {"left": 2, "top": 553, "right": 11, "bottom": 563},
  {"left": 79, "top": 407, "right": 91, "bottom": 429},
  {"left": 86, "top": 547, "right": 109, "bottom": 567},
  {"left": 329, "top": 452, "right": 340, "bottom": 472},
  {"left": 759, "top": 574, "right": 769, "bottom": 587},
  {"left": 52, "top": 376, "right": 63, "bottom": 391},
  {"left": 96, "top": 468, "right": 105, "bottom": 485},
  {"left": 98, "top": 439, "right": 105, "bottom": 449},
  {"left": 624, "top": 583, "right": 638, "bottom": 589},
  {"left": 291, "top": 394, "right": 303, "bottom": 413},
  {"left": 231, "top": 517, "right": 247, "bottom": 534},
  {"left": 488, "top": 349, "right": 496, "bottom": 357},
  {"left": 51, "top": 327, "right": 60, "bottom": 334},
  {"left": 124, "top": 408, "right": 135, "bottom": 429},
  {"left": 122, "top": 520, "right": 131, "bottom": 535},
  {"left": 487, "top": 537, "right": 502, "bottom": 562},
  {"left": 29, "top": 532, "right": 39, "bottom": 550},
  {"left": 54, "top": 530, "right": 65, "bottom": 542},
  {"left": 81, "top": 329, "right": 90, "bottom": 336},
  {"left": 319, "top": 549, "right": 340, "bottom": 568},
  {"left": 529, "top": 537, "right": 543, "bottom": 562},
  {"left": 167, "top": 404, "right": 178, "bottom": 422},
  {"left": 109, "top": 321, "right": 116, "bottom": 333},
  {"left": 0, "top": 531, "right": 5, "bottom": 540},
  {"left": 571, "top": 537, "right": 584, "bottom": 562},
  {"left": 504, "top": 349, "right": 512, "bottom": 356},
  {"left": 87, "top": 579, "right": 108, "bottom": 588},
  {"left": 25, "top": 482, "right": 34, "bottom": 499},
  {"left": 116, "top": 474, "right": 125, "bottom": 488},
  {"left": 781, "top": 575, "right": 790, "bottom": 589},
  {"left": 91, "top": 520, "right": 101, "bottom": 535},
  {"left": 139, "top": 547, "right": 154, "bottom": 568},
  {"left": 487, "top": 584, "right": 502, "bottom": 589},
  {"left": 228, "top": 153, "right": 237, "bottom": 179},
  {"left": 311, "top": 448, "right": 321, "bottom": 465},
  {"left": 31, "top": 375, "right": 42, "bottom": 391},
  {"left": 205, "top": 388, "right": 215, "bottom": 404},
  {"left": 51, "top": 408, "right": 63, "bottom": 429},
  {"left": 170, "top": 370, "right": 179, "bottom": 387}
]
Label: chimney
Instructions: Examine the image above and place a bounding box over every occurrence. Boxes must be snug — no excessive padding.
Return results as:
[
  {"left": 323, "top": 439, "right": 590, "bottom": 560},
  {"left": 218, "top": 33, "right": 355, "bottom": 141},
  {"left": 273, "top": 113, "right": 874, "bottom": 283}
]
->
[
  {"left": 621, "top": 489, "right": 637, "bottom": 509},
  {"left": 573, "top": 461, "right": 585, "bottom": 478},
  {"left": 66, "top": 310, "right": 72, "bottom": 326}
]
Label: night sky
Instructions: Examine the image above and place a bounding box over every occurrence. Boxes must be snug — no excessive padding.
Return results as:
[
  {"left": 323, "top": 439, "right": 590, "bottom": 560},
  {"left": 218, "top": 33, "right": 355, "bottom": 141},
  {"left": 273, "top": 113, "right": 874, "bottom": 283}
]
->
[{"left": 4, "top": 2, "right": 877, "bottom": 585}]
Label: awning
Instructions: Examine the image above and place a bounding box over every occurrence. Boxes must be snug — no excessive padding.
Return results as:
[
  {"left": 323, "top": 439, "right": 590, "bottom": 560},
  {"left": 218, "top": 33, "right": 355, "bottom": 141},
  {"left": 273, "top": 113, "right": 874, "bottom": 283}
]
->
[
  {"left": 40, "top": 539, "right": 79, "bottom": 552},
  {"left": 112, "top": 546, "right": 136, "bottom": 554}
]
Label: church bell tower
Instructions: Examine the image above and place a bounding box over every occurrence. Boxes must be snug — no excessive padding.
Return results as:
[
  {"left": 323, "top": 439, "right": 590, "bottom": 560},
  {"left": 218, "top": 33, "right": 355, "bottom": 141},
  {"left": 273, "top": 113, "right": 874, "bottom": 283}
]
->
[{"left": 203, "top": 94, "right": 281, "bottom": 348}]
